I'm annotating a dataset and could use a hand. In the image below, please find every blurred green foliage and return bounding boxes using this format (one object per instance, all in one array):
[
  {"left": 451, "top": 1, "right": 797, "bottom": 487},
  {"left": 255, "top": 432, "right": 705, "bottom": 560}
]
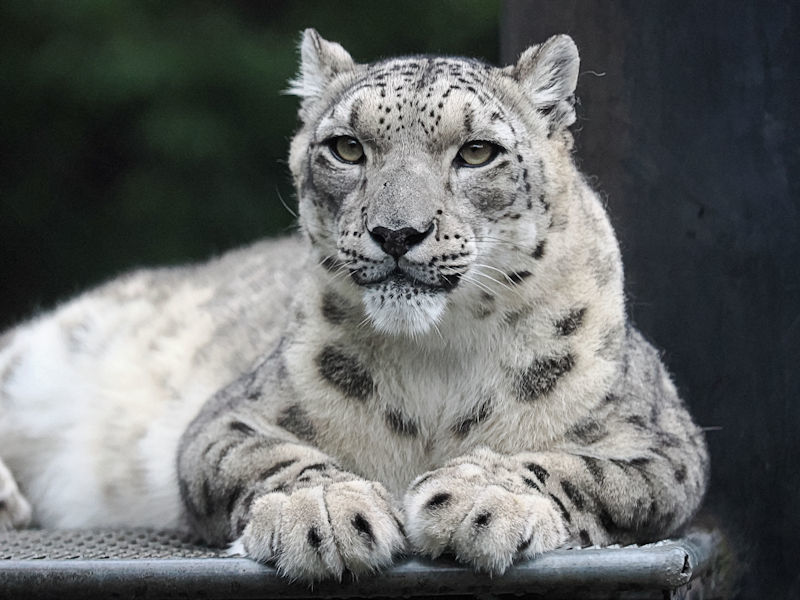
[{"left": 0, "top": 0, "right": 500, "bottom": 328}]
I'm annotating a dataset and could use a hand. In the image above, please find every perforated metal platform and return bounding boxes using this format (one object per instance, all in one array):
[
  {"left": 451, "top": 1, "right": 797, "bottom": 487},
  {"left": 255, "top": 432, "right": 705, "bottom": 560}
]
[{"left": 0, "top": 528, "right": 723, "bottom": 599}]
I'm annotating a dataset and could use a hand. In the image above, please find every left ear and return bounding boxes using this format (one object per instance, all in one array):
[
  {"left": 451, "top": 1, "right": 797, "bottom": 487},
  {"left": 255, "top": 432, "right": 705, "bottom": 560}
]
[
  {"left": 512, "top": 35, "right": 580, "bottom": 131},
  {"left": 286, "top": 29, "right": 356, "bottom": 103}
]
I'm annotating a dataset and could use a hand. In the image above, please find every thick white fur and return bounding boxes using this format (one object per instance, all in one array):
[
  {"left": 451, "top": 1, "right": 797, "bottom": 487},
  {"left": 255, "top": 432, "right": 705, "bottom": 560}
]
[{"left": 0, "top": 238, "right": 304, "bottom": 527}]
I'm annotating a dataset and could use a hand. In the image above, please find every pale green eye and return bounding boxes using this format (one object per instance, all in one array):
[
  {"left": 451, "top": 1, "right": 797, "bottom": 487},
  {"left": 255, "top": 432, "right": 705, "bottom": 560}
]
[
  {"left": 330, "top": 136, "right": 364, "bottom": 164},
  {"left": 457, "top": 141, "right": 499, "bottom": 167}
]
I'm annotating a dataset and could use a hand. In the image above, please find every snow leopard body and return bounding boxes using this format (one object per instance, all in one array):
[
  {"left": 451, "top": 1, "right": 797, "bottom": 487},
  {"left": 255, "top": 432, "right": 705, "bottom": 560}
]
[{"left": 0, "top": 30, "right": 708, "bottom": 579}]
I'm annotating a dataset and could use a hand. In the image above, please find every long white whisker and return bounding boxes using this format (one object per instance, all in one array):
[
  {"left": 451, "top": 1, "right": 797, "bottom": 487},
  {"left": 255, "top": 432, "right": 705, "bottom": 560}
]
[
  {"left": 430, "top": 319, "right": 443, "bottom": 341},
  {"left": 470, "top": 268, "right": 526, "bottom": 300},
  {"left": 472, "top": 236, "right": 533, "bottom": 252},
  {"left": 275, "top": 187, "right": 298, "bottom": 219},
  {"left": 460, "top": 274, "right": 496, "bottom": 297},
  {"left": 473, "top": 263, "right": 518, "bottom": 285}
]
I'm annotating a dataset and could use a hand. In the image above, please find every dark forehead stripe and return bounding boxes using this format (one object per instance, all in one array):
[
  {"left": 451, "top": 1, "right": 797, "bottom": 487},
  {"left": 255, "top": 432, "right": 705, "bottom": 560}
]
[
  {"left": 349, "top": 97, "right": 363, "bottom": 130},
  {"left": 315, "top": 345, "right": 374, "bottom": 402},
  {"left": 277, "top": 404, "right": 317, "bottom": 442},
  {"left": 517, "top": 353, "right": 575, "bottom": 401}
]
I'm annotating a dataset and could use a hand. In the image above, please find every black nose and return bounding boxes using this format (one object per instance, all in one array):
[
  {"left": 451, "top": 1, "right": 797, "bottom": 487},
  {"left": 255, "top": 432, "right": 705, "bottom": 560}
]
[{"left": 369, "top": 225, "right": 432, "bottom": 259}]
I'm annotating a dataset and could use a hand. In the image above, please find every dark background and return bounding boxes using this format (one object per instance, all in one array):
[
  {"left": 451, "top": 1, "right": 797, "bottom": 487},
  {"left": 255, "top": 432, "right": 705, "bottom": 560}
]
[
  {"left": 502, "top": 1, "right": 799, "bottom": 598},
  {"left": 0, "top": 0, "right": 500, "bottom": 328},
  {"left": 1, "top": 1, "right": 797, "bottom": 597}
]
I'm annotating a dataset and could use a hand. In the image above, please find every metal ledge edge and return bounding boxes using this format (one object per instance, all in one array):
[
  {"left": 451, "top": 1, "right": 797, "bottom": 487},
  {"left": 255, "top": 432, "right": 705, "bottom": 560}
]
[{"left": 0, "top": 529, "right": 720, "bottom": 599}]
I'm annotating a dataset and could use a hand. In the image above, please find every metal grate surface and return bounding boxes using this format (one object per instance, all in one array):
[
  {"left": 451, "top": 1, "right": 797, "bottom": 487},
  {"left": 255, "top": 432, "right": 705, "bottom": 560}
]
[
  {"left": 0, "top": 528, "right": 722, "bottom": 599},
  {"left": 0, "top": 528, "right": 224, "bottom": 560}
]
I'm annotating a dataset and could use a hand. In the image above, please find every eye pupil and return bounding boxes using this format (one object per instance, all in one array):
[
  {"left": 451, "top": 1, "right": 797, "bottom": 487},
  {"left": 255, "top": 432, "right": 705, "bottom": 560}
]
[{"left": 332, "top": 136, "right": 364, "bottom": 163}]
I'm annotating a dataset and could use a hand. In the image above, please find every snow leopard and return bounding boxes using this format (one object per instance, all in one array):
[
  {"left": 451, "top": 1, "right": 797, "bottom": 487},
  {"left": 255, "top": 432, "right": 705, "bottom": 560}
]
[{"left": 0, "top": 30, "right": 708, "bottom": 580}]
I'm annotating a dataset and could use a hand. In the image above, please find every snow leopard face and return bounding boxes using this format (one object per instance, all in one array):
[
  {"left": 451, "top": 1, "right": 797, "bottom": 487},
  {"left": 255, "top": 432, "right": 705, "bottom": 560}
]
[{"left": 289, "top": 30, "right": 579, "bottom": 336}]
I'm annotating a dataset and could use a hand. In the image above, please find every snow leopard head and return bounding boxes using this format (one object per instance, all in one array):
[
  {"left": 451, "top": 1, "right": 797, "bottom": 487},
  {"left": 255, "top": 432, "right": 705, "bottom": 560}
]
[{"left": 288, "top": 29, "right": 580, "bottom": 337}]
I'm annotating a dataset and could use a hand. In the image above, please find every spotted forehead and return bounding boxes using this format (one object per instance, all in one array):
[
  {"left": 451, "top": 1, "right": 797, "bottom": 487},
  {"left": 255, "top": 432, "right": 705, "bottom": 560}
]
[{"left": 322, "top": 57, "right": 512, "bottom": 148}]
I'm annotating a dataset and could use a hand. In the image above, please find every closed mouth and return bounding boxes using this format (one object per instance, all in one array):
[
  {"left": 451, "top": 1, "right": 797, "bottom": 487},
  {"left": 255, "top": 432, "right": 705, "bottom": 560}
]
[{"left": 355, "top": 267, "right": 459, "bottom": 292}]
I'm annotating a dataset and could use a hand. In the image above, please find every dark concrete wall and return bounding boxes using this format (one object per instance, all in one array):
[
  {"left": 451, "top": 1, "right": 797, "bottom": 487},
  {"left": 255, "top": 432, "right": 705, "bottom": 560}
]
[{"left": 501, "top": 2, "right": 799, "bottom": 597}]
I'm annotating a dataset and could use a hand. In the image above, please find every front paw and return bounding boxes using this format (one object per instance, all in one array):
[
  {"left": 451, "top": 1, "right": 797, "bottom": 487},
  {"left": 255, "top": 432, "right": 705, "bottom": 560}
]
[
  {"left": 404, "top": 462, "right": 568, "bottom": 573},
  {"left": 235, "top": 480, "right": 405, "bottom": 581}
]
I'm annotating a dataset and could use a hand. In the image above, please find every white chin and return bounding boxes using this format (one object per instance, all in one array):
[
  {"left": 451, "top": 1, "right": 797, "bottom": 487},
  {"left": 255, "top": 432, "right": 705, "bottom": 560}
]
[{"left": 362, "top": 281, "right": 448, "bottom": 337}]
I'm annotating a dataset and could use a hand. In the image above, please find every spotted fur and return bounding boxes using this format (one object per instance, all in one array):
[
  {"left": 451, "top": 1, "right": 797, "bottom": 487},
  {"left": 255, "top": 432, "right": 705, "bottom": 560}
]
[{"left": 0, "top": 30, "right": 707, "bottom": 581}]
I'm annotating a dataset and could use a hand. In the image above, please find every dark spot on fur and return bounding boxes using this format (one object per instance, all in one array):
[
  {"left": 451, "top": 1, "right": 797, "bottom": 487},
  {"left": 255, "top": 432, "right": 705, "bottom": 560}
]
[
  {"left": 567, "top": 419, "right": 608, "bottom": 445},
  {"left": 307, "top": 527, "right": 322, "bottom": 549},
  {"left": 277, "top": 404, "right": 317, "bottom": 442},
  {"left": 560, "top": 480, "right": 586, "bottom": 511},
  {"left": 602, "top": 393, "right": 620, "bottom": 405},
  {"left": 225, "top": 484, "right": 245, "bottom": 517},
  {"left": 472, "top": 302, "right": 494, "bottom": 319},
  {"left": 532, "top": 240, "right": 546, "bottom": 259},
  {"left": 549, "top": 493, "right": 572, "bottom": 523},
  {"left": 426, "top": 493, "right": 452, "bottom": 509},
  {"left": 296, "top": 462, "right": 328, "bottom": 481},
  {"left": 348, "top": 98, "right": 363, "bottom": 131},
  {"left": 229, "top": 421, "right": 255, "bottom": 436},
  {"left": 580, "top": 456, "right": 605, "bottom": 483},
  {"left": 507, "top": 270, "right": 532, "bottom": 284},
  {"left": 518, "top": 354, "right": 575, "bottom": 401},
  {"left": 517, "top": 535, "right": 534, "bottom": 553},
  {"left": 674, "top": 464, "right": 687, "bottom": 483},
  {"left": 596, "top": 503, "right": 624, "bottom": 541},
  {"left": 258, "top": 459, "right": 297, "bottom": 482},
  {"left": 526, "top": 463, "right": 550, "bottom": 484},
  {"left": 504, "top": 309, "right": 529, "bottom": 328},
  {"left": 626, "top": 414, "right": 649, "bottom": 428},
  {"left": 451, "top": 398, "right": 493, "bottom": 438},
  {"left": 473, "top": 511, "right": 492, "bottom": 528},
  {"left": 211, "top": 440, "right": 240, "bottom": 472},
  {"left": 321, "top": 289, "right": 349, "bottom": 325},
  {"left": 385, "top": 408, "right": 419, "bottom": 437},
  {"left": 352, "top": 513, "right": 375, "bottom": 546},
  {"left": 316, "top": 345, "right": 374, "bottom": 401},
  {"left": 579, "top": 529, "right": 593, "bottom": 547},
  {"left": 555, "top": 308, "right": 586, "bottom": 336},
  {"left": 522, "top": 477, "right": 541, "bottom": 492}
]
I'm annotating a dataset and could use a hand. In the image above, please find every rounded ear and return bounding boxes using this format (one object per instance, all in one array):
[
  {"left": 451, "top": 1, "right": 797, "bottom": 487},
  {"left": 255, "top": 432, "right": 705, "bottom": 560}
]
[
  {"left": 512, "top": 35, "right": 580, "bottom": 131},
  {"left": 286, "top": 29, "right": 356, "bottom": 103}
]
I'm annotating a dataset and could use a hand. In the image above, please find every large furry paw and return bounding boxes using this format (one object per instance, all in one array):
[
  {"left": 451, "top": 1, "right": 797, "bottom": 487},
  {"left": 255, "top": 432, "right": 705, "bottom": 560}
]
[
  {"left": 234, "top": 480, "right": 405, "bottom": 581},
  {"left": 404, "top": 461, "right": 568, "bottom": 573},
  {"left": 0, "top": 461, "right": 31, "bottom": 531}
]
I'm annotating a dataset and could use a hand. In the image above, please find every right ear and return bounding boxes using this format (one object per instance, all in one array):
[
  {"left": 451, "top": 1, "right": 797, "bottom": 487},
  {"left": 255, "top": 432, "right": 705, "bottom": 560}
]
[
  {"left": 286, "top": 29, "right": 356, "bottom": 105},
  {"left": 511, "top": 35, "right": 580, "bottom": 131}
]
